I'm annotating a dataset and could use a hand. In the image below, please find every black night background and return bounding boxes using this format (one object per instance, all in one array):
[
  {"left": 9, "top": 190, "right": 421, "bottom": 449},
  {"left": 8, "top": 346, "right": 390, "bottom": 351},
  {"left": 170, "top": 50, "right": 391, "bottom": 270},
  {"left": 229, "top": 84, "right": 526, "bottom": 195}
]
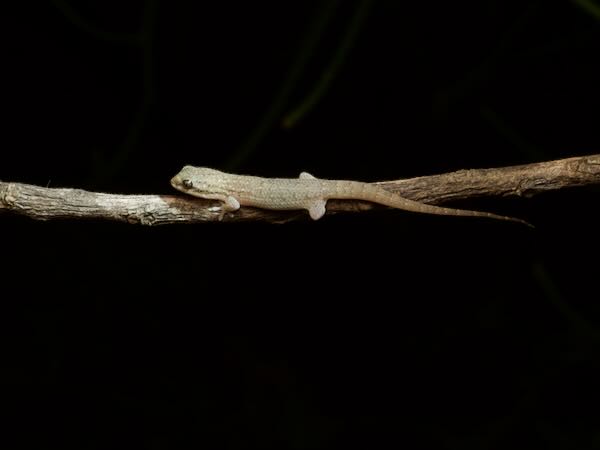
[{"left": 2, "top": 1, "right": 600, "bottom": 448}]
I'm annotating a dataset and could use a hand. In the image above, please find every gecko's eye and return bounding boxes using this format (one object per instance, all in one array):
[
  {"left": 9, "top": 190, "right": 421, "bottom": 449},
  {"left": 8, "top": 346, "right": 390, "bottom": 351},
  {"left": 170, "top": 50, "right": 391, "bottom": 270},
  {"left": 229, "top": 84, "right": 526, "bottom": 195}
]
[{"left": 182, "top": 179, "right": 193, "bottom": 188}]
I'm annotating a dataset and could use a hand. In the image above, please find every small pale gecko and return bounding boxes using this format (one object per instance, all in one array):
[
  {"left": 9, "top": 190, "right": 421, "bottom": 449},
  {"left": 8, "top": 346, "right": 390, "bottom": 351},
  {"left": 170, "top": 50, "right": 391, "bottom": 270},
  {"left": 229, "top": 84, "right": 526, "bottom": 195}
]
[{"left": 170, "top": 166, "right": 531, "bottom": 226}]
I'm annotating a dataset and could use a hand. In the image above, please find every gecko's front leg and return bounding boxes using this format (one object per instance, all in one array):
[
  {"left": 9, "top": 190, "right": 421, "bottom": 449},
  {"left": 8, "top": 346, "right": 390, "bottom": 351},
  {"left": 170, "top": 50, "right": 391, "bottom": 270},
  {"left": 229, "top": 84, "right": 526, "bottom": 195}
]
[
  {"left": 222, "top": 196, "right": 240, "bottom": 212},
  {"left": 213, "top": 195, "right": 240, "bottom": 220},
  {"left": 199, "top": 193, "right": 240, "bottom": 219},
  {"left": 201, "top": 193, "right": 239, "bottom": 211}
]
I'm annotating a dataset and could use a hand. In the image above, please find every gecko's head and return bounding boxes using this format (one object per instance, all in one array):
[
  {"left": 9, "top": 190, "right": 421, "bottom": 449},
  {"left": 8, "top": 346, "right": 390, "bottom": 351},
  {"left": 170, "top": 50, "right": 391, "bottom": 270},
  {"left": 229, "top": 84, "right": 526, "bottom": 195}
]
[{"left": 170, "top": 166, "right": 228, "bottom": 196}]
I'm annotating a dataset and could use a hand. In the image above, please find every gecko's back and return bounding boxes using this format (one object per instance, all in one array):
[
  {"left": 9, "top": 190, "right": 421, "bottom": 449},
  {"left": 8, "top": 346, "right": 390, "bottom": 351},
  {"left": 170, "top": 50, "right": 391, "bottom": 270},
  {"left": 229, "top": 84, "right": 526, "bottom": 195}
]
[{"left": 171, "top": 166, "right": 531, "bottom": 225}]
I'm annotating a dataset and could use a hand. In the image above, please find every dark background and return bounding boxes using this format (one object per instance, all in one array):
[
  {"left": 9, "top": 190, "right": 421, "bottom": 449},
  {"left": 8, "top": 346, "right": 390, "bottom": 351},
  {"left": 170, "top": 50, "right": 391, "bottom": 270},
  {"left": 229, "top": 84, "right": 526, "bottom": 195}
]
[{"left": 2, "top": 1, "right": 600, "bottom": 448}]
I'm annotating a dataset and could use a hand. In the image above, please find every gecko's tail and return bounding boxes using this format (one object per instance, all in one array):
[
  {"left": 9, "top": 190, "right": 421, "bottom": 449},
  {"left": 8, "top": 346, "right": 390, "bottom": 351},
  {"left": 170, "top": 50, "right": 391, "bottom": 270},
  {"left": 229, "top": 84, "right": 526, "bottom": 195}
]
[{"left": 362, "top": 183, "right": 534, "bottom": 228}]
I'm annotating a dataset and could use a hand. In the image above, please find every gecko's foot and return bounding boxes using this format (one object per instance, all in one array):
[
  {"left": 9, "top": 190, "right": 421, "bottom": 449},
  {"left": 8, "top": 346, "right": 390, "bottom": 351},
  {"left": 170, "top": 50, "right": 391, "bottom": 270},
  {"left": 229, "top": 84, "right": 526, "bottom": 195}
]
[{"left": 206, "top": 206, "right": 228, "bottom": 221}]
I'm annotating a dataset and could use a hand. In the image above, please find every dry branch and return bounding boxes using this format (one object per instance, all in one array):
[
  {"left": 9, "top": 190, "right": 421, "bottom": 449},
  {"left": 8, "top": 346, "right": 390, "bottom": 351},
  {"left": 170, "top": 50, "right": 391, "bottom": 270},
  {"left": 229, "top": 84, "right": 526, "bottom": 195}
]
[{"left": 1, "top": 154, "right": 599, "bottom": 225}]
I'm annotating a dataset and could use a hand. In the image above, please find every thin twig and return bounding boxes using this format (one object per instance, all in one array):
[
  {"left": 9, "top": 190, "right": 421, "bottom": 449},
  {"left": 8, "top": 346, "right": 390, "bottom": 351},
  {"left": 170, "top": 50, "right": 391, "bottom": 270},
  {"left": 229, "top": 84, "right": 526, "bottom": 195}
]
[{"left": 1, "top": 155, "right": 598, "bottom": 225}]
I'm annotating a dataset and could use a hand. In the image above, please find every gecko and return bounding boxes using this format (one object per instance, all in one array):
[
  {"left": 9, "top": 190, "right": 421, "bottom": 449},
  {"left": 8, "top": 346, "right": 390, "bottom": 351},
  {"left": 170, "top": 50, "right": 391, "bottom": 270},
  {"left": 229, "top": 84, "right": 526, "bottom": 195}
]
[{"left": 170, "top": 166, "right": 532, "bottom": 226}]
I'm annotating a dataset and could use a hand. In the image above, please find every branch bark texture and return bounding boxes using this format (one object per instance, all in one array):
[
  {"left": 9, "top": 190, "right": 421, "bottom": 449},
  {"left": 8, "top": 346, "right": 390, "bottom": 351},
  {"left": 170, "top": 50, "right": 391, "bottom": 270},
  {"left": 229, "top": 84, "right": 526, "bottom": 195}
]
[{"left": 1, "top": 155, "right": 598, "bottom": 225}]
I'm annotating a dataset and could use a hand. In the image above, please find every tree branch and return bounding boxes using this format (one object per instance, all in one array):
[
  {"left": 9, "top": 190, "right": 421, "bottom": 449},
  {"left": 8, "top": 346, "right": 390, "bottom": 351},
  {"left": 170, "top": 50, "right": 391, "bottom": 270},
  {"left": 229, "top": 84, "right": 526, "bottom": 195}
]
[{"left": 1, "top": 154, "right": 599, "bottom": 225}]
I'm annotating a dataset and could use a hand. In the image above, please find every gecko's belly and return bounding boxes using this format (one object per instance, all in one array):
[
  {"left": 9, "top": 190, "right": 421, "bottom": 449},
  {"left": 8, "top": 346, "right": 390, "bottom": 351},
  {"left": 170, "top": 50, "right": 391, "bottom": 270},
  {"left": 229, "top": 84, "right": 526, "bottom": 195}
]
[{"left": 239, "top": 193, "right": 314, "bottom": 210}]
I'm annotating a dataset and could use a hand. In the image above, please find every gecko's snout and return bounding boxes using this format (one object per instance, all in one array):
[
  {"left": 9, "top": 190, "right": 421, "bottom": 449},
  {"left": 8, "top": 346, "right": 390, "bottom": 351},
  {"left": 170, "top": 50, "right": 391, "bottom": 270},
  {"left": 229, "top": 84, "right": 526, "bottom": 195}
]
[
  {"left": 171, "top": 174, "right": 195, "bottom": 191},
  {"left": 170, "top": 174, "right": 183, "bottom": 188}
]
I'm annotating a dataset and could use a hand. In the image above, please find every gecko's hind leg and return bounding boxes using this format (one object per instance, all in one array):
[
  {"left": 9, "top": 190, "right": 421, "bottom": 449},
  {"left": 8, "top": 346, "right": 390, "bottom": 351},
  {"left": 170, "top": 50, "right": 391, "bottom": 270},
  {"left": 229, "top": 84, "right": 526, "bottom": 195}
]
[{"left": 308, "top": 200, "right": 327, "bottom": 220}]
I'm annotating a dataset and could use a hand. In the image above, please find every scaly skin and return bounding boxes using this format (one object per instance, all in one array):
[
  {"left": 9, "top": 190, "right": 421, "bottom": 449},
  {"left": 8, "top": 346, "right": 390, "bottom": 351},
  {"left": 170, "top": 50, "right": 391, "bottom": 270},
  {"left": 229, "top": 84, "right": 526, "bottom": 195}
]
[{"left": 170, "top": 166, "right": 531, "bottom": 226}]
